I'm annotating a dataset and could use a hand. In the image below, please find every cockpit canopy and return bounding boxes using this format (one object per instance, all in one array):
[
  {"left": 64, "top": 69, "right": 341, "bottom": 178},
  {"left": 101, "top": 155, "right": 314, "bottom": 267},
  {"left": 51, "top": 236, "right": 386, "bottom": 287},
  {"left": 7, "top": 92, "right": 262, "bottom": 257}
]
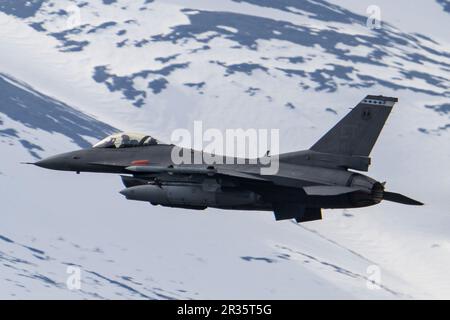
[{"left": 93, "top": 133, "right": 161, "bottom": 149}]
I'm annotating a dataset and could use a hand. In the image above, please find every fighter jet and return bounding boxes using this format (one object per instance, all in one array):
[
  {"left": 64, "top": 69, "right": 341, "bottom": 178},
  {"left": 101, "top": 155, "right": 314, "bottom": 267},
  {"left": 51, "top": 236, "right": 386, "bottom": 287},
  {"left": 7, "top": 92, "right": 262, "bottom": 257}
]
[{"left": 33, "top": 95, "right": 422, "bottom": 223}]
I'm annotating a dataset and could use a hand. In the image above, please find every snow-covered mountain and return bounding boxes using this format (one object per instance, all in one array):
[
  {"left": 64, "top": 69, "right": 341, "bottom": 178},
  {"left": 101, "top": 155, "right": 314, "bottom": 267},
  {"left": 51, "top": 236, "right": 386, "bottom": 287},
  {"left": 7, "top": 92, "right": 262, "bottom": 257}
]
[{"left": 1, "top": 0, "right": 449, "bottom": 299}]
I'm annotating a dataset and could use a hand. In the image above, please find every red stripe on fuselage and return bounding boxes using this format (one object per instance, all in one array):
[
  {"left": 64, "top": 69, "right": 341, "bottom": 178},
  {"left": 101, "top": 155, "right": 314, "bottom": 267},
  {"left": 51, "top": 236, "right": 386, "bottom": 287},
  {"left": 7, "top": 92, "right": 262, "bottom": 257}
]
[{"left": 131, "top": 160, "right": 150, "bottom": 166}]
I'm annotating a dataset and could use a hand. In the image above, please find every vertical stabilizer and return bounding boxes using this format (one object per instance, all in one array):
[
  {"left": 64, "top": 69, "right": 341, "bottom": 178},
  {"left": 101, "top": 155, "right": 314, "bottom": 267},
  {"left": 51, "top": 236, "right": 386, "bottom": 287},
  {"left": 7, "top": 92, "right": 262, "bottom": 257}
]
[{"left": 310, "top": 95, "right": 397, "bottom": 157}]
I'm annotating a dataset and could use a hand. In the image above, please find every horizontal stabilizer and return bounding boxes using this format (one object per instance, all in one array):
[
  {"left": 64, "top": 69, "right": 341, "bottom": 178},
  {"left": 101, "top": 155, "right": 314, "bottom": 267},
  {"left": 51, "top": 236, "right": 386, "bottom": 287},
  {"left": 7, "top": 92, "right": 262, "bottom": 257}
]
[
  {"left": 383, "top": 191, "right": 424, "bottom": 206},
  {"left": 303, "top": 186, "right": 365, "bottom": 196}
]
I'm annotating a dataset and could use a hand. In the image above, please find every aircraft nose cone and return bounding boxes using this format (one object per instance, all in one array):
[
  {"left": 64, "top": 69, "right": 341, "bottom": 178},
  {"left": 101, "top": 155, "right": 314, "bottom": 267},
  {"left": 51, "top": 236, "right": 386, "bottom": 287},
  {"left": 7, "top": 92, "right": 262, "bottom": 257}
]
[
  {"left": 34, "top": 151, "right": 79, "bottom": 171},
  {"left": 34, "top": 155, "right": 63, "bottom": 170},
  {"left": 32, "top": 150, "right": 88, "bottom": 172}
]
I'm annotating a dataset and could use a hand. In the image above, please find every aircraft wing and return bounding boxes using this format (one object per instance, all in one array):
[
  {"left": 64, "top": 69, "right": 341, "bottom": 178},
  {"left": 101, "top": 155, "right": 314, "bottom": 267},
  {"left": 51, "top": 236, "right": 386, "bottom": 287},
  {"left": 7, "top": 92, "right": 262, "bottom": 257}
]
[{"left": 125, "top": 165, "right": 271, "bottom": 183}]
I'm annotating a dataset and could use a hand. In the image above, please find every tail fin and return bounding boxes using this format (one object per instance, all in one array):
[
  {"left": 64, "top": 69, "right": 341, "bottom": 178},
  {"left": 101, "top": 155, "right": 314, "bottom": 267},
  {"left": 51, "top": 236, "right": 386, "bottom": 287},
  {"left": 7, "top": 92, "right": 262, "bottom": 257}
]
[{"left": 310, "top": 95, "right": 397, "bottom": 157}]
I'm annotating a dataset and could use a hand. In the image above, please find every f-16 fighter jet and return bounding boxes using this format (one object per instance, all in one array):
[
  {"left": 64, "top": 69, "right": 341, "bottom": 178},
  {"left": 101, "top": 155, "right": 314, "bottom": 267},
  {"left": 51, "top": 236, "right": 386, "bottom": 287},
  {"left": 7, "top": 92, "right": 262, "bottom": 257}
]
[{"left": 33, "top": 95, "right": 423, "bottom": 223}]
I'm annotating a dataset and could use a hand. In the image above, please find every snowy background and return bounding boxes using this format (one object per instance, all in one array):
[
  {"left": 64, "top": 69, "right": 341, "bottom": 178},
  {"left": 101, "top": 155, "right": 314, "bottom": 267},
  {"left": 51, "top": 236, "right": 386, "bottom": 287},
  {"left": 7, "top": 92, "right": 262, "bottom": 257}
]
[{"left": 0, "top": 0, "right": 449, "bottom": 299}]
